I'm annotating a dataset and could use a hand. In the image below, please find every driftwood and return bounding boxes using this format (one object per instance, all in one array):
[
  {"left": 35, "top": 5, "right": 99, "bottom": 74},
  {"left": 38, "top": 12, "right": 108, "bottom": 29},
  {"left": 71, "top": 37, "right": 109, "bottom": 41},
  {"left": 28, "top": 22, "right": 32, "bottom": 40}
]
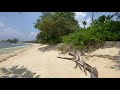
[{"left": 57, "top": 52, "right": 98, "bottom": 78}]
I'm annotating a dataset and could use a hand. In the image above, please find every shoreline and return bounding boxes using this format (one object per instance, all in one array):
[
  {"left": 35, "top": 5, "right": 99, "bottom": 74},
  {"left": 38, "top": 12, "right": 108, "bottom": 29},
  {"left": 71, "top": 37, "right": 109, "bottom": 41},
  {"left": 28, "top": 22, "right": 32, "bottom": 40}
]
[
  {"left": 0, "top": 45, "right": 33, "bottom": 63},
  {"left": 0, "top": 43, "right": 120, "bottom": 78},
  {"left": 0, "top": 44, "right": 83, "bottom": 78}
]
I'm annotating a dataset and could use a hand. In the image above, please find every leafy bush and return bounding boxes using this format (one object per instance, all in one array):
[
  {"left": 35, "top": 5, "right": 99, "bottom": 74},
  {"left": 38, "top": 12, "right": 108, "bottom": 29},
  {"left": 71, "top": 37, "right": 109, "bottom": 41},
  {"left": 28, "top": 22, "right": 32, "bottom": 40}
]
[{"left": 62, "top": 20, "right": 120, "bottom": 50}]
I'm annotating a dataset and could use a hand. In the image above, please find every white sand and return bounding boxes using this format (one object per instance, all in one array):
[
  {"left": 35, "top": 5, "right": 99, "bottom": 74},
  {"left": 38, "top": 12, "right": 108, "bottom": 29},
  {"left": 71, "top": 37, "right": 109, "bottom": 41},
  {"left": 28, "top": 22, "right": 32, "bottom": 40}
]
[
  {"left": 0, "top": 43, "right": 120, "bottom": 78},
  {"left": 0, "top": 44, "right": 83, "bottom": 78},
  {"left": 0, "top": 46, "right": 32, "bottom": 62},
  {"left": 84, "top": 47, "right": 120, "bottom": 78}
]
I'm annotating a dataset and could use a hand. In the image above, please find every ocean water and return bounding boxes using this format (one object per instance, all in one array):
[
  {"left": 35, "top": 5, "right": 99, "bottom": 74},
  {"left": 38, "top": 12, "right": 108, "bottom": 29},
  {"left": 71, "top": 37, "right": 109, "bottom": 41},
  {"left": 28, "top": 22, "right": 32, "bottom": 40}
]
[
  {"left": 0, "top": 42, "right": 31, "bottom": 48},
  {"left": 0, "top": 42, "right": 32, "bottom": 55}
]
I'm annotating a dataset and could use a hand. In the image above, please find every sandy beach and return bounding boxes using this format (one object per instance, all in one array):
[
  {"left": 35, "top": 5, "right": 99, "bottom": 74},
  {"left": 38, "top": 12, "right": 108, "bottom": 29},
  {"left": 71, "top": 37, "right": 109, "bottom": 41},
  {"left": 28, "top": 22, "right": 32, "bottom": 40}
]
[
  {"left": 0, "top": 45, "right": 32, "bottom": 63},
  {"left": 0, "top": 43, "right": 120, "bottom": 78},
  {"left": 0, "top": 44, "right": 83, "bottom": 78}
]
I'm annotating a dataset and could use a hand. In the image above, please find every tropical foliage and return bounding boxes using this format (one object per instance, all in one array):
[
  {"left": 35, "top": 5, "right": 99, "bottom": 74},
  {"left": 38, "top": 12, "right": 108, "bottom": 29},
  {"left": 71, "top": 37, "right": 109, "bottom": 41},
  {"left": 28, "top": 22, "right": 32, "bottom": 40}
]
[
  {"left": 62, "top": 15, "right": 120, "bottom": 50},
  {"left": 35, "top": 12, "right": 120, "bottom": 50},
  {"left": 34, "top": 12, "right": 79, "bottom": 44},
  {"left": 6, "top": 38, "right": 19, "bottom": 43}
]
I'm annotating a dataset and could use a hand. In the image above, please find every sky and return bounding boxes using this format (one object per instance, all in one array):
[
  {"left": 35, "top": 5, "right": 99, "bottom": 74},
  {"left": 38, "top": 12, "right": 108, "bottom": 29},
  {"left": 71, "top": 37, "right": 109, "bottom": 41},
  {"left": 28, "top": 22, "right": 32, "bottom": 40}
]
[{"left": 0, "top": 12, "right": 115, "bottom": 41}]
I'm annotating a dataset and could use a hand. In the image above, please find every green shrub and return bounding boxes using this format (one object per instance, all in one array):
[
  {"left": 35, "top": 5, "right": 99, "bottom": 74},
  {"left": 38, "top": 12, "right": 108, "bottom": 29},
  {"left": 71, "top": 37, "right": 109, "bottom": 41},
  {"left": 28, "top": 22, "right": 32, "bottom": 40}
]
[{"left": 62, "top": 21, "right": 120, "bottom": 50}]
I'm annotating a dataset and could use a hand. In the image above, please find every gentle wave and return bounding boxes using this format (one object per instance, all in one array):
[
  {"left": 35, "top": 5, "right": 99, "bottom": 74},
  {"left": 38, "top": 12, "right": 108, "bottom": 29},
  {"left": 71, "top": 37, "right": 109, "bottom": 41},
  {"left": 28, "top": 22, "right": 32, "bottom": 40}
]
[
  {"left": 0, "top": 42, "right": 31, "bottom": 48},
  {"left": 0, "top": 44, "right": 32, "bottom": 55},
  {"left": 4, "top": 44, "right": 32, "bottom": 49}
]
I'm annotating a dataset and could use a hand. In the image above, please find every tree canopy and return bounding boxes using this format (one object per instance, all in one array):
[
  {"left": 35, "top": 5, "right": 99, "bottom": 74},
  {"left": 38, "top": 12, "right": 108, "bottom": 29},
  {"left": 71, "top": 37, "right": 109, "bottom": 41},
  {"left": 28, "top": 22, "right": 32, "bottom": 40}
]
[
  {"left": 34, "top": 12, "right": 79, "bottom": 44},
  {"left": 6, "top": 38, "right": 19, "bottom": 43},
  {"left": 34, "top": 12, "right": 120, "bottom": 51}
]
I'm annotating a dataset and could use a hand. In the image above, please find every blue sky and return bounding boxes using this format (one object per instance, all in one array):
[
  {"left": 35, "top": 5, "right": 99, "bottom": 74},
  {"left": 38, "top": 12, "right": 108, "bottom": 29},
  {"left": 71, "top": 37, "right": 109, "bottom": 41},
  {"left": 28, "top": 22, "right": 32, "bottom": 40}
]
[
  {"left": 0, "top": 12, "right": 41, "bottom": 41},
  {"left": 0, "top": 12, "right": 115, "bottom": 41}
]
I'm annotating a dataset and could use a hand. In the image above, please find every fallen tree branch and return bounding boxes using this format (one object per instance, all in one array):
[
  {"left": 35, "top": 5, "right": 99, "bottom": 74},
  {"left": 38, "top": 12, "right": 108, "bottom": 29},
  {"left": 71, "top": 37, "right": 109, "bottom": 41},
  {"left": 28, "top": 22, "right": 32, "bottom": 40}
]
[
  {"left": 57, "top": 56, "right": 75, "bottom": 60},
  {"left": 68, "top": 52, "right": 76, "bottom": 57},
  {"left": 57, "top": 52, "right": 98, "bottom": 78}
]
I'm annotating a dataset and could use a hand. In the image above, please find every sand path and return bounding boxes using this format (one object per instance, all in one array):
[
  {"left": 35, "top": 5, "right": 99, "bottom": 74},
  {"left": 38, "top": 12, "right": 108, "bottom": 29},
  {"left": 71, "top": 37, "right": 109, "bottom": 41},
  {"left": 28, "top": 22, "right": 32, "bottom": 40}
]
[
  {"left": 0, "top": 44, "right": 84, "bottom": 78},
  {"left": 0, "top": 43, "right": 120, "bottom": 78}
]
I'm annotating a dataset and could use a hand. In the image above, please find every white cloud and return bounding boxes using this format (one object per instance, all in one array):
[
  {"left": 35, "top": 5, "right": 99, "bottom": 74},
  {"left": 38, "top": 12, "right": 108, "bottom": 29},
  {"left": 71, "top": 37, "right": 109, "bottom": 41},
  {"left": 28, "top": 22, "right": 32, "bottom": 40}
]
[
  {"left": 74, "top": 12, "right": 92, "bottom": 28},
  {"left": 30, "top": 32, "right": 38, "bottom": 37},
  {"left": 0, "top": 21, "right": 39, "bottom": 41},
  {"left": 86, "top": 17, "right": 92, "bottom": 27},
  {"left": 27, "top": 31, "right": 38, "bottom": 41},
  {"left": 0, "top": 21, "right": 5, "bottom": 27},
  {"left": 0, "top": 21, "right": 25, "bottom": 40},
  {"left": 3, "top": 27, "right": 24, "bottom": 36},
  {"left": 75, "top": 12, "right": 86, "bottom": 18},
  {"left": 0, "top": 20, "right": 39, "bottom": 41}
]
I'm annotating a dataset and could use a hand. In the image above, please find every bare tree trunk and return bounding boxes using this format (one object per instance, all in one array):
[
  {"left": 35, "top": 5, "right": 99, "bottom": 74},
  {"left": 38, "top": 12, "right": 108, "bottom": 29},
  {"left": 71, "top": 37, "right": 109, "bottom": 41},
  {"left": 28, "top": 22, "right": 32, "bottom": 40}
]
[
  {"left": 84, "top": 25, "right": 85, "bottom": 29},
  {"left": 92, "top": 12, "right": 94, "bottom": 22}
]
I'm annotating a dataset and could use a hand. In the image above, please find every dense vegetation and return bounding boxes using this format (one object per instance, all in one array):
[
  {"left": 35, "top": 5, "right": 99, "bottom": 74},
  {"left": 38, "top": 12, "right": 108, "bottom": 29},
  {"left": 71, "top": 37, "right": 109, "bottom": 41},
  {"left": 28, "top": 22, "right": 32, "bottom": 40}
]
[
  {"left": 35, "top": 12, "right": 120, "bottom": 50},
  {"left": 34, "top": 12, "right": 79, "bottom": 44},
  {"left": 23, "top": 40, "right": 36, "bottom": 43},
  {"left": 6, "top": 38, "right": 19, "bottom": 43}
]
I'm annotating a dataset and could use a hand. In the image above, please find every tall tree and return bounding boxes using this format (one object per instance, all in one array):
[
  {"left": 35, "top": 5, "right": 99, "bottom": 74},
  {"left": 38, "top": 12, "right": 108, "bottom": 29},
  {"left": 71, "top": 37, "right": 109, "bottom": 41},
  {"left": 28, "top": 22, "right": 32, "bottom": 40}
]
[
  {"left": 34, "top": 12, "right": 79, "bottom": 44},
  {"left": 105, "top": 15, "right": 114, "bottom": 21}
]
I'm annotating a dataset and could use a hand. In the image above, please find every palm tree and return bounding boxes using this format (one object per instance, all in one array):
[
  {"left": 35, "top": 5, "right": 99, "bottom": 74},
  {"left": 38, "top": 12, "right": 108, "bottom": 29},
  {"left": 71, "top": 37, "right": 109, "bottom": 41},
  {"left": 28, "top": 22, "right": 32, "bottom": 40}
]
[
  {"left": 113, "top": 12, "right": 120, "bottom": 20},
  {"left": 105, "top": 15, "right": 114, "bottom": 21},
  {"left": 82, "top": 21, "right": 87, "bottom": 29}
]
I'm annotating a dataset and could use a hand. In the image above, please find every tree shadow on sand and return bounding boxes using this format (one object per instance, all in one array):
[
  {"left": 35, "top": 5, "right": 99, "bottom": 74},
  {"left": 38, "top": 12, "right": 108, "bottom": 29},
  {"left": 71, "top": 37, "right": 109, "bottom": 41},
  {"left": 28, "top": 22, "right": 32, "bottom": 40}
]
[
  {"left": 119, "top": 51, "right": 120, "bottom": 55},
  {"left": 0, "top": 65, "right": 40, "bottom": 78},
  {"left": 102, "top": 41, "right": 120, "bottom": 49},
  {"left": 38, "top": 45, "right": 57, "bottom": 52},
  {"left": 91, "top": 54, "right": 120, "bottom": 70}
]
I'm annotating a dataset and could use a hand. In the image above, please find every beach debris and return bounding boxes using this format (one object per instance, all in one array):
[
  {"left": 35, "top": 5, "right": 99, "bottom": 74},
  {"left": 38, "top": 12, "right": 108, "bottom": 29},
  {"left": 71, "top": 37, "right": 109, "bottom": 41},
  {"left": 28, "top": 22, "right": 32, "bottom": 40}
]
[{"left": 57, "top": 51, "right": 98, "bottom": 78}]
